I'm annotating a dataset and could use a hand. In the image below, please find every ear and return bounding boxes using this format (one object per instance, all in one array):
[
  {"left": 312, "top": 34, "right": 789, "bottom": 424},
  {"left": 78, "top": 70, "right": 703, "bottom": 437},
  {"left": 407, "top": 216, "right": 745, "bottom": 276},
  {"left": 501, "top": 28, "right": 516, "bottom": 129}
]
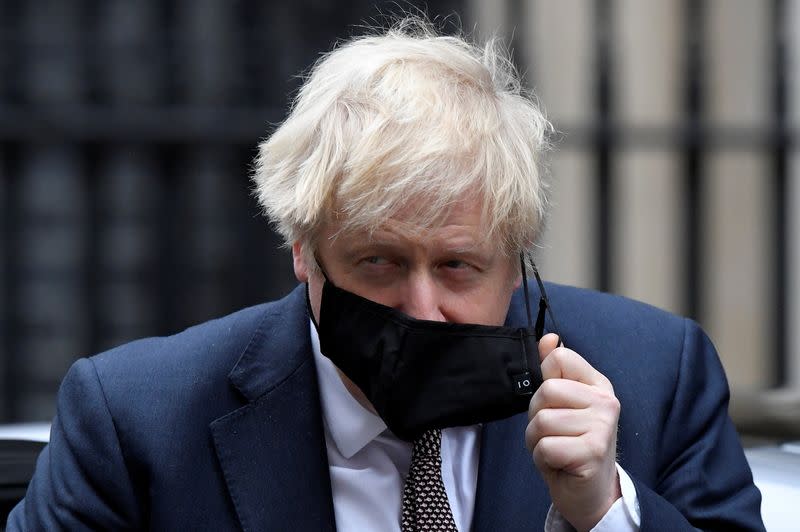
[{"left": 292, "top": 241, "right": 309, "bottom": 283}]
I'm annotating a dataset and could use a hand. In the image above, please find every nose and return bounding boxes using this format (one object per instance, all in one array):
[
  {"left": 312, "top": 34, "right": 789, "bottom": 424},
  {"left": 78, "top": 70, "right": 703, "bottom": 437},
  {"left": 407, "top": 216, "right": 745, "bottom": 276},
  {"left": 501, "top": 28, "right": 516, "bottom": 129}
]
[{"left": 398, "top": 271, "right": 446, "bottom": 322}]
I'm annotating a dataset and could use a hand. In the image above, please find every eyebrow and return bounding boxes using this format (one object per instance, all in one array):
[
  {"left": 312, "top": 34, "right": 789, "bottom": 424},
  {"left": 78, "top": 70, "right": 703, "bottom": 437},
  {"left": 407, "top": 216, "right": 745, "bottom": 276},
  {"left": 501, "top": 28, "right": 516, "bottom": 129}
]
[
  {"left": 429, "top": 232, "right": 497, "bottom": 256},
  {"left": 340, "top": 240, "right": 497, "bottom": 267},
  {"left": 336, "top": 224, "right": 496, "bottom": 259},
  {"left": 336, "top": 237, "right": 402, "bottom": 261}
]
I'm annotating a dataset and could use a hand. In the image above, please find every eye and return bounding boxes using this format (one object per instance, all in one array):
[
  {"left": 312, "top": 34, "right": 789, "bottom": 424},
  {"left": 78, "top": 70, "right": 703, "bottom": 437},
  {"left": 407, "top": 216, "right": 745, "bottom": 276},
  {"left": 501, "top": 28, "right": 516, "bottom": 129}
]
[
  {"left": 442, "top": 259, "right": 469, "bottom": 270},
  {"left": 362, "top": 256, "right": 390, "bottom": 266}
]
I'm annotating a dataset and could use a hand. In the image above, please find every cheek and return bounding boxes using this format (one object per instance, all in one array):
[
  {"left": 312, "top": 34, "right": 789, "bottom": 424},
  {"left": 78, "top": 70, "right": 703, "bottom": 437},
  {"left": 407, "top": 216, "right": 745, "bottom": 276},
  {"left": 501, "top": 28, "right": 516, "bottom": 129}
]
[
  {"left": 488, "top": 291, "right": 516, "bottom": 324},
  {"left": 484, "top": 274, "right": 520, "bottom": 323},
  {"left": 445, "top": 284, "right": 516, "bottom": 326}
]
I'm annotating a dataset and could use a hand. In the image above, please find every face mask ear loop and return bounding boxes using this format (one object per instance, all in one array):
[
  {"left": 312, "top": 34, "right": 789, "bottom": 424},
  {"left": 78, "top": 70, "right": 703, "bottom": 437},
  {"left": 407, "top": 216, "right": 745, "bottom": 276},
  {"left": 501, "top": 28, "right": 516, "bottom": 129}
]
[
  {"left": 305, "top": 282, "right": 320, "bottom": 331},
  {"left": 512, "top": 252, "right": 532, "bottom": 385},
  {"left": 529, "top": 258, "right": 565, "bottom": 348},
  {"left": 519, "top": 252, "right": 534, "bottom": 329},
  {"left": 313, "top": 254, "right": 332, "bottom": 284},
  {"left": 521, "top": 252, "right": 548, "bottom": 341},
  {"left": 307, "top": 254, "right": 332, "bottom": 331}
]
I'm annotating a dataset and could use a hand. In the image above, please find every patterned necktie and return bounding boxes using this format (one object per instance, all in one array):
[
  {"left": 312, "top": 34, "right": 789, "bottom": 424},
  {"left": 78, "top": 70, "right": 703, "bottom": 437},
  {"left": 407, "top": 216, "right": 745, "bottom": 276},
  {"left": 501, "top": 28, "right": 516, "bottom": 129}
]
[{"left": 400, "top": 428, "right": 459, "bottom": 531}]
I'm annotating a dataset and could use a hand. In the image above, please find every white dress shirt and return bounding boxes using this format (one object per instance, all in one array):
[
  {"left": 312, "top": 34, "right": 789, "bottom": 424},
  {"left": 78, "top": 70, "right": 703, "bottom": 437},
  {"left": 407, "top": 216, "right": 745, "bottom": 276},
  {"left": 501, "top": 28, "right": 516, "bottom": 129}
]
[{"left": 309, "top": 321, "right": 640, "bottom": 531}]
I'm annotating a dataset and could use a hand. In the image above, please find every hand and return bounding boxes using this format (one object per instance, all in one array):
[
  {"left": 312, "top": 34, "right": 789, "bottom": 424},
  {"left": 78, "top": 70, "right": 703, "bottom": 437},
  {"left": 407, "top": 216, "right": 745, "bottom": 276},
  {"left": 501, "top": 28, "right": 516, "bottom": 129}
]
[{"left": 525, "top": 334, "right": 622, "bottom": 532}]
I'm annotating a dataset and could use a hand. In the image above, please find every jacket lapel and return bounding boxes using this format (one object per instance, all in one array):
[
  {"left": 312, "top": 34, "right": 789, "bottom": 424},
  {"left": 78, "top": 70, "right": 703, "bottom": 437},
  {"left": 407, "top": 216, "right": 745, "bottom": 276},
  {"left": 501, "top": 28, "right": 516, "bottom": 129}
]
[
  {"left": 210, "top": 286, "right": 336, "bottom": 532},
  {"left": 472, "top": 285, "right": 553, "bottom": 530},
  {"left": 472, "top": 416, "right": 551, "bottom": 530}
]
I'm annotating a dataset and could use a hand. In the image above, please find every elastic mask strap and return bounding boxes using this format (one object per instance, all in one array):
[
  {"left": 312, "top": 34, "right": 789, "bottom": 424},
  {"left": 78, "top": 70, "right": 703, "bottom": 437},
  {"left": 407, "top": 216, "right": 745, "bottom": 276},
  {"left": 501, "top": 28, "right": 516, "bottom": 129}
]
[
  {"left": 305, "top": 282, "right": 320, "bottom": 331},
  {"left": 534, "top": 297, "right": 547, "bottom": 341},
  {"left": 519, "top": 253, "right": 534, "bottom": 329},
  {"left": 520, "top": 252, "right": 565, "bottom": 347},
  {"left": 313, "top": 255, "right": 332, "bottom": 283},
  {"left": 305, "top": 255, "right": 331, "bottom": 331}
]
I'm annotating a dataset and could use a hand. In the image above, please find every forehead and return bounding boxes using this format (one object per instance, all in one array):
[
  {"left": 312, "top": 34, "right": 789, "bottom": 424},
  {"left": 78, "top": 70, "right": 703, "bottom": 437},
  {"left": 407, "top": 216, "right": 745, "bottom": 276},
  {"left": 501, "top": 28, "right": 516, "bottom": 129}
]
[{"left": 323, "top": 196, "right": 498, "bottom": 254}]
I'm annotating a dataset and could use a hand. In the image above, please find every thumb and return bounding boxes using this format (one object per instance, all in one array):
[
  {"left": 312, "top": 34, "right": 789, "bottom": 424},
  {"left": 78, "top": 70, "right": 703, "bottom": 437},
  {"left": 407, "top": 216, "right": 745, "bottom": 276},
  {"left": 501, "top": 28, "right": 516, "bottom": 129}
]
[{"left": 538, "top": 333, "right": 560, "bottom": 363}]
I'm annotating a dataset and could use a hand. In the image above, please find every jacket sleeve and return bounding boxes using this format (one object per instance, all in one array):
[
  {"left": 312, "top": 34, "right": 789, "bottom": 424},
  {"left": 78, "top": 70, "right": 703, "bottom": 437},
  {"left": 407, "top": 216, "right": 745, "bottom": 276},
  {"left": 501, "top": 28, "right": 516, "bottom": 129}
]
[
  {"left": 634, "top": 318, "right": 765, "bottom": 532},
  {"left": 6, "top": 358, "right": 142, "bottom": 531}
]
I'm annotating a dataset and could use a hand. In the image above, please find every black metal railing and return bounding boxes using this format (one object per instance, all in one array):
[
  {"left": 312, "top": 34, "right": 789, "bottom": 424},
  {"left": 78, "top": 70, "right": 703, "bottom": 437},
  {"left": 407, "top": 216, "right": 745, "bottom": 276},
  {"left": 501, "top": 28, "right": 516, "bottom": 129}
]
[
  {"left": 0, "top": 0, "right": 793, "bottom": 423},
  {"left": 0, "top": 0, "right": 464, "bottom": 422}
]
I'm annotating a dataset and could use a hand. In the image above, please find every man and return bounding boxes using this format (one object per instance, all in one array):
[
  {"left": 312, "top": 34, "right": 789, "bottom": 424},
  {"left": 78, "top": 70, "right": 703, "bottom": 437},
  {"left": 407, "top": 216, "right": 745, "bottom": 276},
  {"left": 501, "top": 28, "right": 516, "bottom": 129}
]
[{"left": 8, "top": 19, "right": 763, "bottom": 531}]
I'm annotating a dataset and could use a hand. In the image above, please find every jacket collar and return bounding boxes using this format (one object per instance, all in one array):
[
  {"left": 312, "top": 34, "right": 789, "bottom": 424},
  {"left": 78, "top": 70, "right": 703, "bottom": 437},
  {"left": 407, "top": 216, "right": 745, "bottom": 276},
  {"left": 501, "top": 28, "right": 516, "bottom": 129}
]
[
  {"left": 210, "top": 285, "right": 336, "bottom": 532},
  {"left": 226, "top": 285, "right": 313, "bottom": 402},
  {"left": 471, "top": 282, "right": 553, "bottom": 530}
]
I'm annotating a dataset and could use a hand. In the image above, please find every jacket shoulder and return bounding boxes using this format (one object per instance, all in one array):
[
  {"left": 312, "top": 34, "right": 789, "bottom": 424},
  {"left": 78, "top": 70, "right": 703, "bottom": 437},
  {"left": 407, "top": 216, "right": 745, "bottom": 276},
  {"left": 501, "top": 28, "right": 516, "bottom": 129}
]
[
  {"left": 91, "top": 301, "right": 273, "bottom": 383},
  {"left": 543, "top": 282, "right": 687, "bottom": 339},
  {"left": 85, "top": 287, "right": 308, "bottom": 423},
  {"left": 525, "top": 282, "right": 692, "bottom": 392}
]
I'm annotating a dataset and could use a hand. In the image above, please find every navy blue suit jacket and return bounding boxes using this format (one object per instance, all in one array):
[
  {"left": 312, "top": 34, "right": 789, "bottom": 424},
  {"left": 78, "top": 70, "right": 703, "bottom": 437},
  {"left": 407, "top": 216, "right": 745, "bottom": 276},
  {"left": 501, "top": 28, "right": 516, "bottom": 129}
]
[{"left": 8, "top": 284, "right": 764, "bottom": 531}]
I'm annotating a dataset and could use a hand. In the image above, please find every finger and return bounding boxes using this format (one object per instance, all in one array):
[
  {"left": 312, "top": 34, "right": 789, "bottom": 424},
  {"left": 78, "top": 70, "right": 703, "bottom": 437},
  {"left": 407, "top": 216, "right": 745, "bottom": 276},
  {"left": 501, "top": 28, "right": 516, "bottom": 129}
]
[
  {"left": 528, "top": 379, "right": 594, "bottom": 418},
  {"left": 538, "top": 333, "right": 561, "bottom": 362},
  {"left": 533, "top": 435, "right": 599, "bottom": 474},
  {"left": 540, "top": 347, "right": 612, "bottom": 390},
  {"left": 525, "top": 408, "right": 588, "bottom": 450},
  {"left": 532, "top": 435, "right": 583, "bottom": 473}
]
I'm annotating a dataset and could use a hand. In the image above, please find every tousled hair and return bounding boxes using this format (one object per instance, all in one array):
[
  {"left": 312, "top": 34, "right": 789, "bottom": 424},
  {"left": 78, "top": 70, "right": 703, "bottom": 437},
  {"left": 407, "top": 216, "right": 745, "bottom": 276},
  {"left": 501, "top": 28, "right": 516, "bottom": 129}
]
[{"left": 253, "top": 17, "right": 552, "bottom": 259}]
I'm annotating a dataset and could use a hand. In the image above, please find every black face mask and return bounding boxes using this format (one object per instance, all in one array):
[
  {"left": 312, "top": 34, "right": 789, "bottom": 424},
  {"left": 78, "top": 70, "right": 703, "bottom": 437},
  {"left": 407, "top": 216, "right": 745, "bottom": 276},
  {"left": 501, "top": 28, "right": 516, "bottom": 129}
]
[{"left": 309, "top": 254, "right": 562, "bottom": 441}]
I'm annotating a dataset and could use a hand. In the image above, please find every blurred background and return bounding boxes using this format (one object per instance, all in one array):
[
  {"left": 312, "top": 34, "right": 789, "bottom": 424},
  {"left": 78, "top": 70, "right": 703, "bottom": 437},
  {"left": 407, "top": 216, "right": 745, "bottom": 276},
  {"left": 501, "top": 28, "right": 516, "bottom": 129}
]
[{"left": 0, "top": 0, "right": 797, "bottom": 440}]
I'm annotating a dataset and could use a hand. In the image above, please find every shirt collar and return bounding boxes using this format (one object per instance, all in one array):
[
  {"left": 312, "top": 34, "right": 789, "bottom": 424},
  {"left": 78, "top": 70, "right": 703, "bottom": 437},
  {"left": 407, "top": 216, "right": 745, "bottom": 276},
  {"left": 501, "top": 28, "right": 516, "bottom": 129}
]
[{"left": 309, "top": 320, "right": 387, "bottom": 459}]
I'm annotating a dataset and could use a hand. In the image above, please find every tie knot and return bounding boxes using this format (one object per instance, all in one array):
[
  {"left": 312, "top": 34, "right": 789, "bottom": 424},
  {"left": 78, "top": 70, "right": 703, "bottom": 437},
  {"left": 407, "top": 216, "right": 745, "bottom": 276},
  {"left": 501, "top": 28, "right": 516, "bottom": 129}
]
[{"left": 412, "top": 428, "right": 442, "bottom": 459}]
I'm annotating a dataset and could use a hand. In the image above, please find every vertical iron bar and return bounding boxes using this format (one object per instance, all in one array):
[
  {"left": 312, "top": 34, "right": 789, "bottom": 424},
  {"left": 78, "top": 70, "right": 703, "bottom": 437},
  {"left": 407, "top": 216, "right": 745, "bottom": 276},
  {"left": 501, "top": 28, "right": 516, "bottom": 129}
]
[
  {"left": 85, "top": 145, "right": 101, "bottom": 357},
  {"left": 0, "top": 1, "right": 15, "bottom": 422},
  {"left": 684, "top": 0, "right": 704, "bottom": 322},
  {"left": 772, "top": 0, "right": 788, "bottom": 387},
  {"left": 507, "top": 0, "right": 529, "bottom": 85},
  {"left": 156, "top": 146, "right": 180, "bottom": 337},
  {"left": 155, "top": 3, "right": 180, "bottom": 337},
  {"left": 595, "top": 0, "right": 613, "bottom": 292},
  {"left": 1, "top": 149, "right": 19, "bottom": 421}
]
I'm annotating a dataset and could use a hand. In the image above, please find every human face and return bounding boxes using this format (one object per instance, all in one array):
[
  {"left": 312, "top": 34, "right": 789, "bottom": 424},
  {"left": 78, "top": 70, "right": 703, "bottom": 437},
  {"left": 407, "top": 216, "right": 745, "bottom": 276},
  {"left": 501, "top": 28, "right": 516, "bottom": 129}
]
[{"left": 293, "top": 198, "right": 522, "bottom": 327}]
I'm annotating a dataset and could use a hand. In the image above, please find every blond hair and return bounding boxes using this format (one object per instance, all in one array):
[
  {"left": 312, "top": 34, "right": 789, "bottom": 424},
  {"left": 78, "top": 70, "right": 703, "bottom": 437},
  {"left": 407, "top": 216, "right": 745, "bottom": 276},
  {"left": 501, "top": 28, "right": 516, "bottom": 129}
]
[{"left": 253, "top": 17, "right": 552, "bottom": 256}]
